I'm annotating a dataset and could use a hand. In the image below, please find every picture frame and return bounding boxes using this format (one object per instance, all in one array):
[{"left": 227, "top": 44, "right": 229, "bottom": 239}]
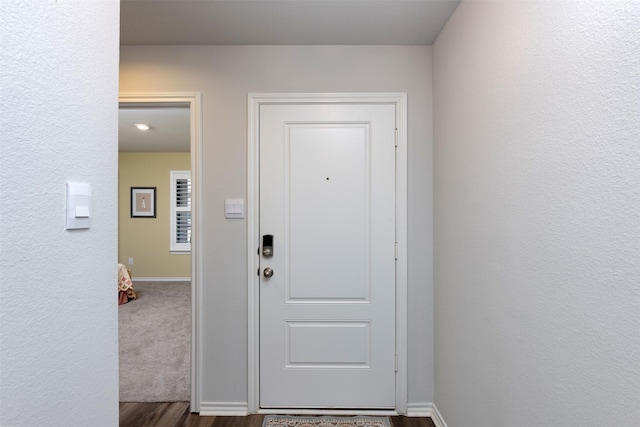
[{"left": 131, "top": 187, "right": 156, "bottom": 218}]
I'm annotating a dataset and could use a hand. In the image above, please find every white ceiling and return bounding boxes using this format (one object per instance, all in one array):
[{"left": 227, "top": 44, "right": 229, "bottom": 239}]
[
  {"left": 118, "top": 0, "right": 460, "bottom": 151},
  {"left": 119, "top": 107, "right": 190, "bottom": 152},
  {"left": 120, "top": 0, "right": 461, "bottom": 46}
]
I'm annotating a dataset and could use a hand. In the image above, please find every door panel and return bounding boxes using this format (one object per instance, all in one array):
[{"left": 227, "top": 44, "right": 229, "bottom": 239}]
[
  {"left": 286, "top": 321, "right": 371, "bottom": 367},
  {"left": 288, "top": 124, "right": 370, "bottom": 301},
  {"left": 259, "top": 103, "right": 396, "bottom": 409}
]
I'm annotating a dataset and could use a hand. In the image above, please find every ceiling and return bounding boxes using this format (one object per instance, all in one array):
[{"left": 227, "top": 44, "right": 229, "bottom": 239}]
[
  {"left": 120, "top": 0, "right": 461, "bottom": 46},
  {"left": 119, "top": 107, "right": 190, "bottom": 152},
  {"left": 118, "top": 0, "right": 460, "bottom": 151}
]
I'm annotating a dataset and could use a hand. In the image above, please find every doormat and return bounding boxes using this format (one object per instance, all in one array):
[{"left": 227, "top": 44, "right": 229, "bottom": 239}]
[{"left": 263, "top": 415, "right": 391, "bottom": 427}]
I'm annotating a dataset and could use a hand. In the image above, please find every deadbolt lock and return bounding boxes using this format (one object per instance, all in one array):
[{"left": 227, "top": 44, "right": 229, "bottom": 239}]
[{"left": 262, "top": 234, "right": 274, "bottom": 257}]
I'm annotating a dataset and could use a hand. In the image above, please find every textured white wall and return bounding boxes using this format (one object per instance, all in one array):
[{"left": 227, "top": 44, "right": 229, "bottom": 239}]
[
  {"left": 433, "top": 1, "right": 640, "bottom": 426},
  {"left": 120, "top": 45, "right": 434, "bottom": 408},
  {"left": 0, "top": 2, "right": 120, "bottom": 426}
]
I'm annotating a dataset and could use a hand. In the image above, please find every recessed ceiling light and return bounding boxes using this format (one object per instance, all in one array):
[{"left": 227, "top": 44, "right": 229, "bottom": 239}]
[{"left": 135, "top": 123, "right": 150, "bottom": 131}]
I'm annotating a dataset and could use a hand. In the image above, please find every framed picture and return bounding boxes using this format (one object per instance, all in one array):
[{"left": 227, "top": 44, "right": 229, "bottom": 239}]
[{"left": 131, "top": 187, "right": 156, "bottom": 218}]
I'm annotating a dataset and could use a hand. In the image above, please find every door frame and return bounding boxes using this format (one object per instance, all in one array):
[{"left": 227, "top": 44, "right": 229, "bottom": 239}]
[
  {"left": 247, "top": 93, "right": 408, "bottom": 414},
  {"left": 119, "top": 92, "right": 203, "bottom": 413}
]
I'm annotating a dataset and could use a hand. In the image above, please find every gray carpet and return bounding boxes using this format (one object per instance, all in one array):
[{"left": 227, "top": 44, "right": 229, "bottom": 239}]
[{"left": 119, "top": 281, "right": 191, "bottom": 402}]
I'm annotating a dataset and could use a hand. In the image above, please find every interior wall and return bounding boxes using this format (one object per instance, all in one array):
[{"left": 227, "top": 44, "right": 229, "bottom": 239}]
[
  {"left": 120, "top": 45, "right": 434, "bottom": 408},
  {"left": 433, "top": 1, "right": 640, "bottom": 425},
  {"left": 119, "top": 152, "right": 191, "bottom": 278},
  {"left": 0, "top": 2, "right": 120, "bottom": 425}
]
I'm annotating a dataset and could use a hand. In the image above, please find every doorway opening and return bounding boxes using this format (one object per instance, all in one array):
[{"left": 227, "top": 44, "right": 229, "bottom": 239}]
[{"left": 118, "top": 93, "right": 202, "bottom": 412}]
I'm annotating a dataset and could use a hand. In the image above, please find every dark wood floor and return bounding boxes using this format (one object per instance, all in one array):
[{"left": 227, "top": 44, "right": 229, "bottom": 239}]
[{"left": 119, "top": 403, "right": 436, "bottom": 427}]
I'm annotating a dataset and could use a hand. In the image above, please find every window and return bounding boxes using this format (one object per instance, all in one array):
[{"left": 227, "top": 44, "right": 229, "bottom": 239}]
[{"left": 170, "top": 170, "right": 191, "bottom": 253}]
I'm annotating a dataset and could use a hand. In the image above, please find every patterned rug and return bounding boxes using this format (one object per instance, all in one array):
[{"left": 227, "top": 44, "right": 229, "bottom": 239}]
[{"left": 263, "top": 415, "right": 391, "bottom": 427}]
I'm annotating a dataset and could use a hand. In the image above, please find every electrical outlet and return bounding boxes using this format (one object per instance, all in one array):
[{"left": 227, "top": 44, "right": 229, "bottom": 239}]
[{"left": 128, "top": 258, "right": 133, "bottom": 265}]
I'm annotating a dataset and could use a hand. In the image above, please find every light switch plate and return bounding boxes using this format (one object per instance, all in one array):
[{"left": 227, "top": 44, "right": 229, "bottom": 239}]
[
  {"left": 66, "top": 182, "right": 91, "bottom": 229},
  {"left": 225, "top": 198, "right": 244, "bottom": 219}
]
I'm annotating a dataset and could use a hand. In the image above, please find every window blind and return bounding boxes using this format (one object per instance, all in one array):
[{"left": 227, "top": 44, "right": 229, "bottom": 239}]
[{"left": 170, "top": 171, "right": 191, "bottom": 252}]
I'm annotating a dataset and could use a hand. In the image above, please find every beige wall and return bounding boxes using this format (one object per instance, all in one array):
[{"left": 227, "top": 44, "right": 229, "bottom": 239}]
[
  {"left": 120, "top": 45, "right": 433, "bottom": 409},
  {"left": 119, "top": 152, "right": 191, "bottom": 278}
]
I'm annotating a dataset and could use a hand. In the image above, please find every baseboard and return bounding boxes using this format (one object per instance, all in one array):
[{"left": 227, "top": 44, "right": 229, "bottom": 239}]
[
  {"left": 430, "top": 404, "right": 448, "bottom": 427},
  {"left": 132, "top": 277, "right": 191, "bottom": 282},
  {"left": 199, "top": 402, "right": 249, "bottom": 416},
  {"left": 406, "top": 403, "right": 447, "bottom": 427},
  {"left": 407, "top": 402, "right": 432, "bottom": 417}
]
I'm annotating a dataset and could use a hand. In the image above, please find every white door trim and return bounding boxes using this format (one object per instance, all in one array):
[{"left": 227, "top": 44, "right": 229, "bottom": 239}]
[
  {"left": 119, "top": 92, "right": 203, "bottom": 413},
  {"left": 247, "top": 93, "right": 408, "bottom": 414}
]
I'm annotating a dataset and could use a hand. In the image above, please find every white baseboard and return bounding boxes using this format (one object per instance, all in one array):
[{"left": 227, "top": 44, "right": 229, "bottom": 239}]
[
  {"left": 430, "top": 404, "right": 448, "bottom": 427},
  {"left": 406, "top": 403, "right": 447, "bottom": 427},
  {"left": 132, "top": 277, "right": 191, "bottom": 282},
  {"left": 199, "top": 401, "right": 249, "bottom": 416},
  {"left": 407, "top": 402, "right": 432, "bottom": 417}
]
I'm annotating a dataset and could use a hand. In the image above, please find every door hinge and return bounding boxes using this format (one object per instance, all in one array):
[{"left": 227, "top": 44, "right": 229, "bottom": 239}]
[
  {"left": 395, "top": 354, "right": 398, "bottom": 372},
  {"left": 395, "top": 242, "right": 398, "bottom": 260},
  {"left": 394, "top": 129, "right": 398, "bottom": 147},
  {"left": 257, "top": 268, "right": 260, "bottom": 277}
]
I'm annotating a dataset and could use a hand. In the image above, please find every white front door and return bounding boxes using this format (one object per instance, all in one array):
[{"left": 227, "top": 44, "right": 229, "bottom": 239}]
[{"left": 259, "top": 103, "right": 397, "bottom": 409}]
